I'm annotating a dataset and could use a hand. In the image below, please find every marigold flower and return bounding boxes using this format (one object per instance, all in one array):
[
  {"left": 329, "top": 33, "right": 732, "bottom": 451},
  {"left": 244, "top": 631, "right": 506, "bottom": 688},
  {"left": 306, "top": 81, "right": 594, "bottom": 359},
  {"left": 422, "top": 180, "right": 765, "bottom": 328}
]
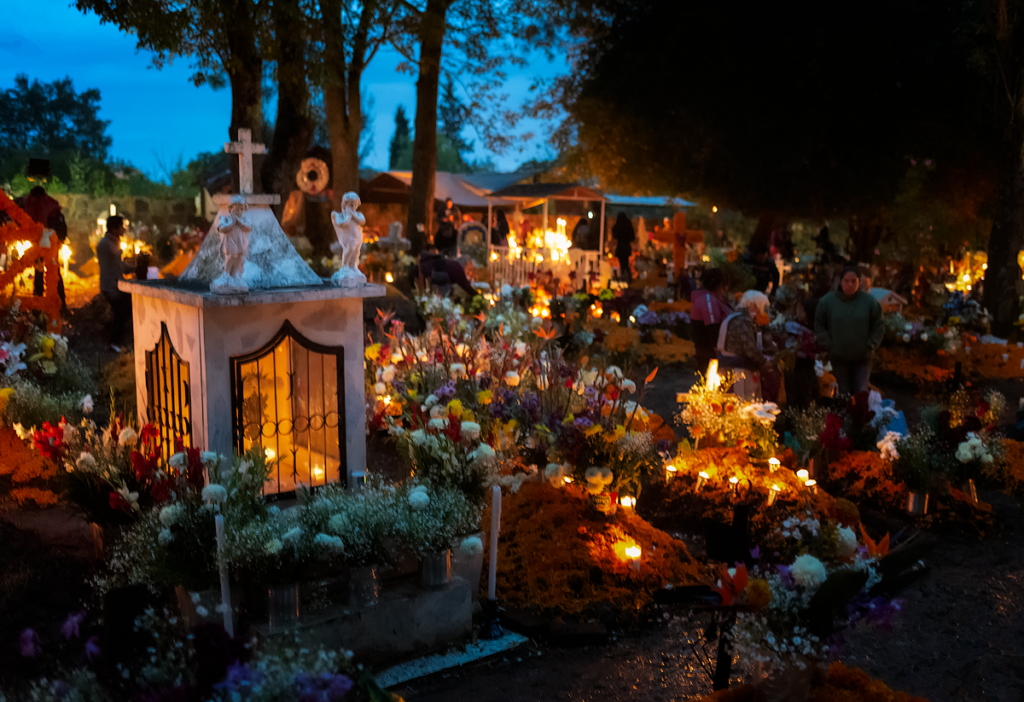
[{"left": 746, "top": 578, "right": 772, "bottom": 608}]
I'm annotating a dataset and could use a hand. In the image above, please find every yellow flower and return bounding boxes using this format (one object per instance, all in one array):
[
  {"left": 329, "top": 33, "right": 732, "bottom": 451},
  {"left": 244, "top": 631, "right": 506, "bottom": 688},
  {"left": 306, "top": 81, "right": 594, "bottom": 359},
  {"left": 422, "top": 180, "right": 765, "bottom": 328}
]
[
  {"left": 562, "top": 413, "right": 575, "bottom": 426},
  {"left": 447, "top": 399, "right": 464, "bottom": 417},
  {"left": 0, "top": 387, "right": 13, "bottom": 415},
  {"left": 584, "top": 424, "right": 603, "bottom": 438},
  {"left": 461, "top": 410, "right": 475, "bottom": 422},
  {"left": 477, "top": 390, "right": 493, "bottom": 406},
  {"left": 365, "top": 343, "right": 382, "bottom": 362},
  {"left": 40, "top": 337, "right": 55, "bottom": 359},
  {"left": 746, "top": 579, "right": 772, "bottom": 609}
]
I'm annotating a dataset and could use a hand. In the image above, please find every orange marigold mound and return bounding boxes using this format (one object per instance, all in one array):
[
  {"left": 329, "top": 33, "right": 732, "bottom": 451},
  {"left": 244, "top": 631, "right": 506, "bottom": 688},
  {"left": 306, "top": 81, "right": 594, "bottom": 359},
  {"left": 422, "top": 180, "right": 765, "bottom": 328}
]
[
  {"left": 0, "top": 427, "right": 59, "bottom": 506},
  {"left": 696, "top": 662, "right": 928, "bottom": 701},
  {"left": 482, "top": 481, "right": 704, "bottom": 618}
]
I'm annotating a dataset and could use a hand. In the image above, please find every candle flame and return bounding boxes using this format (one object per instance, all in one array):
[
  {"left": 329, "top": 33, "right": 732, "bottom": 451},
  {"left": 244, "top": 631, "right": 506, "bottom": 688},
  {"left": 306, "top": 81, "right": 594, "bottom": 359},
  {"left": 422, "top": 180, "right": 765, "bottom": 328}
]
[
  {"left": 771, "top": 484, "right": 781, "bottom": 492},
  {"left": 729, "top": 476, "right": 739, "bottom": 484},
  {"left": 625, "top": 545, "right": 641, "bottom": 559},
  {"left": 385, "top": 272, "right": 394, "bottom": 283},
  {"left": 619, "top": 496, "right": 636, "bottom": 508},
  {"left": 705, "top": 359, "right": 720, "bottom": 391},
  {"left": 796, "top": 469, "right": 809, "bottom": 481},
  {"left": 699, "top": 471, "right": 710, "bottom": 479}
]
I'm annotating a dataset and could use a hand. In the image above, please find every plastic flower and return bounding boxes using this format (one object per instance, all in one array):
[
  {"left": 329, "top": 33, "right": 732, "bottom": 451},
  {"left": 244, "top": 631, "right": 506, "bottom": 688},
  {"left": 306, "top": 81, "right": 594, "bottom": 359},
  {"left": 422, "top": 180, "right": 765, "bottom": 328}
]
[
  {"left": 202, "top": 483, "right": 228, "bottom": 504},
  {"left": 712, "top": 564, "right": 748, "bottom": 605},
  {"left": 790, "top": 554, "right": 828, "bottom": 588},
  {"left": 118, "top": 427, "right": 138, "bottom": 448},
  {"left": 746, "top": 578, "right": 772, "bottom": 608},
  {"left": 76, "top": 452, "right": 97, "bottom": 472}
]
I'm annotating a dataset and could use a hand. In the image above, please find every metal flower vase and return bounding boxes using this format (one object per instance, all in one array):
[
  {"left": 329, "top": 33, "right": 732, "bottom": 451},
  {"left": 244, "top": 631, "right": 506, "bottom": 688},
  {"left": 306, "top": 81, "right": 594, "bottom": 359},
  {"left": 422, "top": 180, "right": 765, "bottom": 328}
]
[
  {"left": 419, "top": 550, "right": 453, "bottom": 590},
  {"left": 267, "top": 582, "right": 301, "bottom": 633},
  {"left": 349, "top": 566, "right": 380, "bottom": 607},
  {"left": 905, "top": 491, "right": 929, "bottom": 515}
]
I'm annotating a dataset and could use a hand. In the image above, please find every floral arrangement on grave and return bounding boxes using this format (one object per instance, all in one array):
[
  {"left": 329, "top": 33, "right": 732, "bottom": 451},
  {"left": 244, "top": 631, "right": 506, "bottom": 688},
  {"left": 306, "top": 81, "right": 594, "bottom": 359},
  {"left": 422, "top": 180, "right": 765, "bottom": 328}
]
[
  {"left": 675, "top": 370, "right": 780, "bottom": 459},
  {"left": 785, "top": 392, "right": 889, "bottom": 471},
  {"left": 730, "top": 516, "right": 911, "bottom": 675},
  {"left": 210, "top": 196, "right": 253, "bottom": 294},
  {"left": 331, "top": 191, "right": 367, "bottom": 287},
  {"left": 920, "top": 388, "right": 1005, "bottom": 486},
  {"left": 103, "top": 446, "right": 273, "bottom": 592}
]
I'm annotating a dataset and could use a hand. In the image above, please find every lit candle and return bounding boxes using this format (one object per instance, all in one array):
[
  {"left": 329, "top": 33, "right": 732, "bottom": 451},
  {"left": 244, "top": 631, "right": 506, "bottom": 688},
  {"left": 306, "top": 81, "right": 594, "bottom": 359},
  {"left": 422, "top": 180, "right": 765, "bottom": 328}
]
[
  {"left": 563, "top": 476, "right": 573, "bottom": 485},
  {"left": 768, "top": 457, "right": 780, "bottom": 473},
  {"left": 626, "top": 544, "right": 642, "bottom": 571},
  {"left": 385, "top": 272, "right": 394, "bottom": 283},
  {"left": 767, "top": 484, "right": 781, "bottom": 506},
  {"left": 59, "top": 243, "right": 71, "bottom": 279},
  {"left": 695, "top": 471, "right": 709, "bottom": 491},
  {"left": 665, "top": 464, "right": 678, "bottom": 481},
  {"left": 488, "top": 485, "right": 502, "bottom": 601},
  {"left": 729, "top": 476, "right": 739, "bottom": 494},
  {"left": 619, "top": 495, "right": 636, "bottom": 510},
  {"left": 805, "top": 479, "right": 818, "bottom": 495},
  {"left": 705, "top": 359, "right": 720, "bottom": 391},
  {"left": 214, "top": 514, "right": 233, "bottom": 637},
  {"left": 796, "top": 469, "right": 809, "bottom": 482}
]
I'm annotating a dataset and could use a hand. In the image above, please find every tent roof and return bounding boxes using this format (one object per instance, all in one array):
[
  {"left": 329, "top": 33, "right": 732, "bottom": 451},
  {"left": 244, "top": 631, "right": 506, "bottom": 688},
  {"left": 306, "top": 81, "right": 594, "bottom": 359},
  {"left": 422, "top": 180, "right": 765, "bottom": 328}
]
[
  {"left": 459, "top": 169, "right": 544, "bottom": 193},
  {"left": 605, "top": 193, "right": 697, "bottom": 208},
  {"left": 488, "top": 182, "right": 606, "bottom": 201},
  {"left": 868, "top": 288, "right": 908, "bottom": 304},
  {"left": 369, "top": 171, "right": 512, "bottom": 207}
]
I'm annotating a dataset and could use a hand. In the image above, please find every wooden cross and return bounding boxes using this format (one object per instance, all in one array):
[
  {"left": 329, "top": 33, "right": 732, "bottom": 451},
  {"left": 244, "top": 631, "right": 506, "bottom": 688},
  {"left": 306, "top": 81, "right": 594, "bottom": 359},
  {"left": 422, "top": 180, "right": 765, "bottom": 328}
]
[{"left": 224, "top": 128, "right": 266, "bottom": 195}]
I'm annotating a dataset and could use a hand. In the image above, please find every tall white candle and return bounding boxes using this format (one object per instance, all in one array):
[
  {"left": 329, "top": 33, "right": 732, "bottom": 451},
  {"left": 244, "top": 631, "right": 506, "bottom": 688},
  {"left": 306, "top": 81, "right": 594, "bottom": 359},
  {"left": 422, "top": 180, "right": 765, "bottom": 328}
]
[
  {"left": 215, "top": 514, "right": 233, "bottom": 637},
  {"left": 487, "top": 485, "right": 501, "bottom": 600}
]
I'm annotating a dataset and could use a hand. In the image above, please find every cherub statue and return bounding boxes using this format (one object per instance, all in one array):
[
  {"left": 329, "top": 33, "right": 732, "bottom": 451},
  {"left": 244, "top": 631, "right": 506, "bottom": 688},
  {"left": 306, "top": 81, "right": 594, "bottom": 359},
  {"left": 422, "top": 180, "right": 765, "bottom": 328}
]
[
  {"left": 330, "top": 191, "right": 367, "bottom": 287},
  {"left": 211, "top": 196, "right": 252, "bottom": 294}
]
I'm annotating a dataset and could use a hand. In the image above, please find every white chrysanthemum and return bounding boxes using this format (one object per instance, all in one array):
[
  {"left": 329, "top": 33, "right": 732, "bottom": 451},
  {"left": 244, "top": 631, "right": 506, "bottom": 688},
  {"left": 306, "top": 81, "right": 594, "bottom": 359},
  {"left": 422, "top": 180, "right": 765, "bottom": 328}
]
[
  {"left": 424, "top": 394, "right": 439, "bottom": 408},
  {"left": 504, "top": 371, "right": 521, "bottom": 387},
  {"left": 428, "top": 417, "right": 448, "bottom": 430},
  {"left": 159, "top": 504, "right": 183, "bottom": 527},
  {"left": 461, "top": 421, "right": 481, "bottom": 440},
  {"left": 374, "top": 382, "right": 387, "bottom": 394},
  {"left": 328, "top": 514, "right": 345, "bottom": 533},
  {"left": 983, "top": 453, "right": 994, "bottom": 463},
  {"left": 168, "top": 452, "right": 186, "bottom": 470},
  {"left": 471, "top": 443, "right": 496, "bottom": 462},
  {"left": 381, "top": 365, "right": 396, "bottom": 383},
  {"left": 80, "top": 394, "right": 94, "bottom": 414},
  {"left": 450, "top": 363, "right": 468, "bottom": 379},
  {"left": 514, "top": 341, "right": 527, "bottom": 358},
  {"left": 460, "top": 535, "right": 484, "bottom": 556},
  {"left": 408, "top": 489, "right": 430, "bottom": 510},
  {"left": 202, "top": 483, "right": 228, "bottom": 504},
  {"left": 790, "top": 554, "right": 828, "bottom": 588},
  {"left": 201, "top": 451, "right": 220, "bottom": 466},
  {"left": 605, "top": 365, "right": 623, "bottom": 379},
  {"left": 158, "top": 529, "right": 174, "bottom": 546},
  {"left": 76, "top": 452, "right": 97, "bottom": 472},
  {"left": 314, "top": 533, "right": 345, "bottom": 552},
  {"left": 265, "top": 538, "right": 283, "bottom": 554},
  {"left": 118, "top": 427, "right": 138, "bottom": 447},
  {"left": 410, "top": 429, "right": 427, "bottom": 445},
  {"left": 836, "top": 526, "right": 858, "bottom": 558},
  {"left": 621, "top": 379, "right": 637, "bottom": 394}
]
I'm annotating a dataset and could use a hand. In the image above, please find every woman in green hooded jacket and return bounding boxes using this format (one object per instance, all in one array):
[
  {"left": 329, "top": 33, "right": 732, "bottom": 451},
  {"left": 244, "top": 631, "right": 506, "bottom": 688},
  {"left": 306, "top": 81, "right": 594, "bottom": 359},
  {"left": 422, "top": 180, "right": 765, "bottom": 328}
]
[{"left": 814, "top": 266, "right": 884, "bottom": 396}]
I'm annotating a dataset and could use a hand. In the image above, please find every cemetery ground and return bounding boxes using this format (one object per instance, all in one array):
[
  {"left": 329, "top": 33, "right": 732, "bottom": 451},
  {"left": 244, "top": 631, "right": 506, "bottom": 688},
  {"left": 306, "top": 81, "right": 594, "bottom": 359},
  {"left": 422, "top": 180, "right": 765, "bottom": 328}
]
[{"left": 4, "top": 308, "right": 1024, "bottom": 701}]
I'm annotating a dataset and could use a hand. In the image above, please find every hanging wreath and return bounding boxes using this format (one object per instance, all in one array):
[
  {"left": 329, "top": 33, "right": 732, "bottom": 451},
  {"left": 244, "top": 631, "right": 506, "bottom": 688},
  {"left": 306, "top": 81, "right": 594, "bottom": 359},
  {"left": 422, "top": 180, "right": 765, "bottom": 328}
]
[{"left": 296, "top": 158, "right": 330, "bottom": 195}]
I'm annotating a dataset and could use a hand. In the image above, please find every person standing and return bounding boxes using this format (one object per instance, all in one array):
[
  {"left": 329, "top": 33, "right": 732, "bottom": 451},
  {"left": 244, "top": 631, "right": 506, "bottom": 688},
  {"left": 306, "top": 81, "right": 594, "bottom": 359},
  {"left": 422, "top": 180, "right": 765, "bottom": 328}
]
[
  {"left": 740, "top": 241, "right": 780, "bottom": 296},
  {"left": 690, "top": 268, "right": 732, "bottom": 376},
  {"left": 814, "top": 266, "right": 884, "bottom": 396},
  {"left": 434, "top": 198, "right": 460, "bottom": 257},
  {"left": 96, "top": 215, "right": 135, "bottom": 350},
  {"left": 612, "top": 213, "right": 635, "bottom": 283},
  {"left": 492, "top": 209, "right": 510, "bottom": 246}
]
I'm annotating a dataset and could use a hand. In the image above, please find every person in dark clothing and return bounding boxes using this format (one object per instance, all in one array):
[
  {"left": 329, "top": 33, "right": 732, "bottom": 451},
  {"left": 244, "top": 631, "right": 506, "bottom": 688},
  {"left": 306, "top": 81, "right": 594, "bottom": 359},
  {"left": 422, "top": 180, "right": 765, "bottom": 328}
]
[
  {"left": 612, "top": 213, "right": 635, "bottom": 283},
  {"left": 690, "top": 268, "right": 732, "bottom": 375},
  {"left": 741, "top": 241, "right": 780, "bottom": 296},
  {"left": 19, "top": 186, "right": 68, "bottom": 312},
  {"left": 492, "top": 209, "right": 510, "bottom": 246},
  {"left": 784, "top": 298, "right": 821, "bottom": 408},
  {"left": 96, "top": 215, "right": 135, "bottom": 349},
  {"left": 418, "top": 249, "right": 476, "bottom": 298},
  {"left": 571, "top": 217, "right": 594, "bottom": 250},
  {"left": 434, "top": 198, "right": 460, "bottom": 256},
  {"left": 815, "top": 266, "right": 884, "bottom": 395}
]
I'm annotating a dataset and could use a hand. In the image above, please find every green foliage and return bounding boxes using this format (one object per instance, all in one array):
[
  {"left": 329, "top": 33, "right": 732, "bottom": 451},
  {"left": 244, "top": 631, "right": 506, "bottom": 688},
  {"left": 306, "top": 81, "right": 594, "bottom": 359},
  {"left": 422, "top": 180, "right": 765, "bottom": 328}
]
[
  {"left": 389, "top": 105, "right": 413, "bottom": 170},
  {"left": 1, "top": 381, "right": 84, "bottom": 431}
]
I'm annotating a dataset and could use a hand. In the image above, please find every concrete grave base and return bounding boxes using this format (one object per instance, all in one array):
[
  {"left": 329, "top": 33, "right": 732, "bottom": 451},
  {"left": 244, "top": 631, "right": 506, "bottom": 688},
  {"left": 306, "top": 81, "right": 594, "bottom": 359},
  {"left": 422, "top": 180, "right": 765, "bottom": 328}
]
[{"left": 254, "top": 577, "right": 473, "bottom": 664}]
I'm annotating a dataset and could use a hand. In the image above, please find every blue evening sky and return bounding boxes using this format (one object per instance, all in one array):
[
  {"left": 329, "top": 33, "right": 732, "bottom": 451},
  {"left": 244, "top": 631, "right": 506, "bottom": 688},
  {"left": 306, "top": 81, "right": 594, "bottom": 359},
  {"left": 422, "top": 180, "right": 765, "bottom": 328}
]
[{"left": 1, "top": 0, "right": 566, "bottom": 181}]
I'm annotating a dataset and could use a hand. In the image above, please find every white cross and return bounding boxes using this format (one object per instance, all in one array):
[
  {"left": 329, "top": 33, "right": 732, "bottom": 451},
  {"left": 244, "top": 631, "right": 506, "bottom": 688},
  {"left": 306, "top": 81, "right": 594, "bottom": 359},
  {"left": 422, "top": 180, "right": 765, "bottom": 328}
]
[{"left": 224, "top": 128, "right": 266, "bottom": 195}]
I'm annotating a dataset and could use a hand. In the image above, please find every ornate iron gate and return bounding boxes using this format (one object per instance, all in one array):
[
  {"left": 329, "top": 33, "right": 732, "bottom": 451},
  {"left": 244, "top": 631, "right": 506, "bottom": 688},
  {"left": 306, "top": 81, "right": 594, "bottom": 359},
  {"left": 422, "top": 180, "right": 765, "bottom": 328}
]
[
  {"left": 230, "top": 321, "right": 346, "bottom": 496},
  {"left": 145, "top": 323, "right": 192, "bottom": 462}
]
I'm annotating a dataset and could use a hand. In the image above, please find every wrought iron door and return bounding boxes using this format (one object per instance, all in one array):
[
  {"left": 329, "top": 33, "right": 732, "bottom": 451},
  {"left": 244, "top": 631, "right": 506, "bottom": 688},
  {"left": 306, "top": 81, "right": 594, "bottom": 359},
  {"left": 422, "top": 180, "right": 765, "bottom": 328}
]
[
  {"left": 230, "top": 321, "right": 346, "bottom": 496},
  {"left": 145, "top": 323, "right": 192, "bottom": 462}
]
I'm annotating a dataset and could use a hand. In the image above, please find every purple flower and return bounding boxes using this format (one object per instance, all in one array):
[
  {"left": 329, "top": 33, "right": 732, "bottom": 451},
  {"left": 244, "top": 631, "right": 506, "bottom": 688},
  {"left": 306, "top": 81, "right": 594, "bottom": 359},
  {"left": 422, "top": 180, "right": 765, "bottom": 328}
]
[
  {"left": 749, "top": 546, "right": 761, "bottom": 560},
  {"left": 637, "top": 310, "right": 660, "bottom": 326},
  {"left": 573, "top": 417, "right": 593, "bottom": 430},
  {"left": 19, "top": 628, "right": 41, "bottom": 658},
  {"left": 294, "top": 671, "right": 354, "bottom": 702},
  {"left": 85, "top": 636, "right": 101, "bottom": 662},
  {"left": 61, "top": 611, "right": 85, "bottom": 640},
  {"left": 215, "top": 661, "right": 264, "bottom": 692},
  {"left": 435, "top": 381, "right": 456, "bottom": 399},
  {"left": 775, "top": 565, "right": 796, "bottom": 589}
]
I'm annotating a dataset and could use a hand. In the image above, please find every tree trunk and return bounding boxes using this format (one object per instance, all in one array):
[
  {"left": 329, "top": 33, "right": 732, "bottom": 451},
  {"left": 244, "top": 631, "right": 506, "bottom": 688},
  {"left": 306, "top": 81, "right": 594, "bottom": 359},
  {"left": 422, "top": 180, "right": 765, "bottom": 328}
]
[
  {"left": 407, "top": 0, "right": 448, "bottom": 255},
  {"left": 225, "top": 2, "right": 264, "bottom": 193},
  {"left": 983, "top": 132, "right": 1024, "bottom": 335},
  {"left": 321, "top": 0, "right": 365, "bottom": 209},
  {"left": 262, "top": 0, "right": 313, "bottom": 214},
  {"left": 846, "top": 213, "right": 885, "bottom": 263}
]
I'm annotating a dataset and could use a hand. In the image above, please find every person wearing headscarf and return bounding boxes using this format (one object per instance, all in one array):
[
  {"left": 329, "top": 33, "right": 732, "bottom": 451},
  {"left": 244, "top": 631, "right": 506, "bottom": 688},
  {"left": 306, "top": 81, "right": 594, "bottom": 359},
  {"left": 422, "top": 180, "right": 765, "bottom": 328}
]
[
  {"left": 612, "top": 213, "right": 635, "bottom": 283},
  {"left": 716, "top": 290, "right": 776, "bottom": 399}
]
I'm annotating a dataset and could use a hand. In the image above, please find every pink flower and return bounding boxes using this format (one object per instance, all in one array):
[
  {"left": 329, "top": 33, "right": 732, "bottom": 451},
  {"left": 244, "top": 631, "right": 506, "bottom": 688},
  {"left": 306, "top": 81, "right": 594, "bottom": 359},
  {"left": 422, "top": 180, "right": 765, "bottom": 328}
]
[
  {"left": 20, "top": 628, "right": 41, "bottom": 658},
  {"left": 61, "top": 611, "right": 85, "bottom": 640}
]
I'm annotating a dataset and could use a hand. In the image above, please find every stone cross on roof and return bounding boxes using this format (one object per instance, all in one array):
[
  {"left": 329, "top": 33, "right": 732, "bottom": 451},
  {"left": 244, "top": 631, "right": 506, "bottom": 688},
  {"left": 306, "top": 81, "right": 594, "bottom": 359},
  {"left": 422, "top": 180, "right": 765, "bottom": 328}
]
[{"left": 225, "top": 128, "right": 266, "bottom": 195}]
